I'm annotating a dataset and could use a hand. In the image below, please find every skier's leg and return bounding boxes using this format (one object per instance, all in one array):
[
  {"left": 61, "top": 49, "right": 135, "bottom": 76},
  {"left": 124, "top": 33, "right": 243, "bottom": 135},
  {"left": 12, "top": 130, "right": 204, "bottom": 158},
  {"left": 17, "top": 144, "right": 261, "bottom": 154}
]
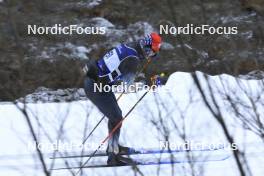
[
  {"left": 84, "top": 77, "right": 122, "bottom": 152},
  {"left": 84, "top": 77, "right": 134, "bottom": 165},
  {"left": 106, "top": 99, "right": 124, "bottom": 155}
]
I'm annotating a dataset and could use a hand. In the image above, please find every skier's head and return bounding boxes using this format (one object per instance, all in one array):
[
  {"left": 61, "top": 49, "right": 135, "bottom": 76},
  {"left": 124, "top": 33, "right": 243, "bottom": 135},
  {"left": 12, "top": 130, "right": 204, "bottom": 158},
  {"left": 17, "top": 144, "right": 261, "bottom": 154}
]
[{"left": 141, "top": 32, "right": 162, "bottom": 58}]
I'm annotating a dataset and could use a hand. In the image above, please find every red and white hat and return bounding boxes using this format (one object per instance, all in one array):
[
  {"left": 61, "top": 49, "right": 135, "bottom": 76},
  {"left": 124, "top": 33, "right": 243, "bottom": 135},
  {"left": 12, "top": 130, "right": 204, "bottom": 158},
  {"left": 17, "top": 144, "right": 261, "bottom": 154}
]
[
  {"left": 143, "top": 32, "right": 162, "bottom": 53},
  {"left": 150, "top": 32, "right": 162, "bottom": 52}
]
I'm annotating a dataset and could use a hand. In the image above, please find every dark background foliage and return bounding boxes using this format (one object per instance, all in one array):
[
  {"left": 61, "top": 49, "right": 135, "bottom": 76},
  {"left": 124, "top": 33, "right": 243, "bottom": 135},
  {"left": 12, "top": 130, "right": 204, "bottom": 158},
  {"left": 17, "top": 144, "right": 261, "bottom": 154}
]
[{"left": 0, "top": 0, "right": 263, "bottom": 101}]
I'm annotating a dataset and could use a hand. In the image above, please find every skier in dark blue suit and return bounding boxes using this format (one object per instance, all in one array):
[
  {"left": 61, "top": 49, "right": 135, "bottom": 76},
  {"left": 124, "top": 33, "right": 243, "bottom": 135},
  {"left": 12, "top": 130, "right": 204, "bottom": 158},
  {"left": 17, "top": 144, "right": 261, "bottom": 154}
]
[{"left": 83, "top": 32, "right": 162, "bottom": 165}]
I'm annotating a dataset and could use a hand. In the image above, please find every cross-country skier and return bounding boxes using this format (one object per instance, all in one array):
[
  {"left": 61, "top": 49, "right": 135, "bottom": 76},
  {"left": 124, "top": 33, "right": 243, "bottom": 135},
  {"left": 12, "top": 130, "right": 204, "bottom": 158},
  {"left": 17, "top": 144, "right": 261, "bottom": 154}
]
[{"left": 83, "top": 32, "right": 162, "bottom": 165}]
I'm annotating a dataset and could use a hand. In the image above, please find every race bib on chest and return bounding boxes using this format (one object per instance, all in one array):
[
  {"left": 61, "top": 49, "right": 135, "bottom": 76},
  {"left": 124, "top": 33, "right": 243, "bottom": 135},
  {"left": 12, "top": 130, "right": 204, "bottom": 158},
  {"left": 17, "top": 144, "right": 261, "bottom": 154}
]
[{"left": 103, "top": 49, "right": 120, "bottom": 72}]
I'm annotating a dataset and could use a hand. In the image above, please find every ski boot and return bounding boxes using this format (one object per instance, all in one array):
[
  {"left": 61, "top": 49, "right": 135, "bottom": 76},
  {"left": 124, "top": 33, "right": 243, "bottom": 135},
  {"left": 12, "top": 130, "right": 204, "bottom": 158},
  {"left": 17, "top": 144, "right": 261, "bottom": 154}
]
[
  {"left": 118, "top": 145, "right": 136, "bottom": 155},
  {"left": 107, "top": 145, "right": 136, "bottom": 166},
  {"left": 107, "top": 153, "right": 132, "bottom": 166}
]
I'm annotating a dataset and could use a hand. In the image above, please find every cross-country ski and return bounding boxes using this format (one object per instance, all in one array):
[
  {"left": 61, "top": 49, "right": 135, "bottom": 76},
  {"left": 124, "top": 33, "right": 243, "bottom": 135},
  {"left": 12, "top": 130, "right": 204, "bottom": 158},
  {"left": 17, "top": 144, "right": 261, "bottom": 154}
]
[
  {"left": 51, "top": 145, "right": 225, "bottom": 159},
  {"left": 52, "top": 154, "right": 231, "bottom": 170}
]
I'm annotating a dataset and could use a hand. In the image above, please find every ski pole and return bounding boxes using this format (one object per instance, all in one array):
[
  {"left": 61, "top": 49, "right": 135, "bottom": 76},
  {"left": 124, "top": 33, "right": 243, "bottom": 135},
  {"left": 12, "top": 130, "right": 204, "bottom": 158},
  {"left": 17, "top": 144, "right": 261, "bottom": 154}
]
[
  {"left": 81, "top": 58, "right": 152, "bottom": 145},
  {"left": 76, "top": 89, "right": 151, "bottom": 175}
]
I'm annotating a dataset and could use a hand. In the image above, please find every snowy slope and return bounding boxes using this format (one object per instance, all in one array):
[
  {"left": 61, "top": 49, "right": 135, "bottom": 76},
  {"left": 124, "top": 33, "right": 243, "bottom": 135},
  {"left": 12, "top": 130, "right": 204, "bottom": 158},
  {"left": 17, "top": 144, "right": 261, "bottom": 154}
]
[{"left": 0, "top": 72, "right": 263, "bottom": 176}]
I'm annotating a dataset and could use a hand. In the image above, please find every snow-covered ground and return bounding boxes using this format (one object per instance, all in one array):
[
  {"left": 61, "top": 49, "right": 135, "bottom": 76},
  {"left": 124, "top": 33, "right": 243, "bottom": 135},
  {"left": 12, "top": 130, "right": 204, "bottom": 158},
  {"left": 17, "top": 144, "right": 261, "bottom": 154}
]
[{"left": 0, "top": 72, "right": 263, "bottom": 176}]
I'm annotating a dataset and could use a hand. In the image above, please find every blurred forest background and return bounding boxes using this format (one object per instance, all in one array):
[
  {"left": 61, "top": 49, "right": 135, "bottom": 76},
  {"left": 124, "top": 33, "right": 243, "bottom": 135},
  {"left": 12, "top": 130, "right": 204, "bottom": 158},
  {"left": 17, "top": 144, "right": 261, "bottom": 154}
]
[{"left": 0, "top": 0, "right": 263, "bottom": 101}]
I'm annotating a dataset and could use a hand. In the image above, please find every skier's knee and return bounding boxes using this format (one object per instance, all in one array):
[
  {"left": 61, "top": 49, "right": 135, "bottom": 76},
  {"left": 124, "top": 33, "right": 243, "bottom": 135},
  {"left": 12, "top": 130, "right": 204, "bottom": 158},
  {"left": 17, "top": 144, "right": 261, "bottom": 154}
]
[
  {"left": 108, "top": 116, "right": 122, "bottom": 130},
  {"left": 113, "top": 116, "right": 123, "bottom": 126}
]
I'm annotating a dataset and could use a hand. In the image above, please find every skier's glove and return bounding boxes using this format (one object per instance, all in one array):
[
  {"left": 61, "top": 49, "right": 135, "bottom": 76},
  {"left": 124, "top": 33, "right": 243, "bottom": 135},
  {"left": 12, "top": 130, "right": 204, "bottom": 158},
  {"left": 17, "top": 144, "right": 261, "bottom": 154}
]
[
  {"left": 151, "top": 73, "right": 168, "bottom": 86},
  {"left": 151, "top": 75, "right": 161, "bottom": 86}
]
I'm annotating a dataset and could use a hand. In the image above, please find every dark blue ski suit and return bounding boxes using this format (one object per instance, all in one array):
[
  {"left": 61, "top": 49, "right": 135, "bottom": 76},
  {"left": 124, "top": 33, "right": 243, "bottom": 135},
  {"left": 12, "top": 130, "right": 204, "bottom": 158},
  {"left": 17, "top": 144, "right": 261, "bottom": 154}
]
[{"left": 83, "top": 40, "right": 151, "bottom": 153}]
